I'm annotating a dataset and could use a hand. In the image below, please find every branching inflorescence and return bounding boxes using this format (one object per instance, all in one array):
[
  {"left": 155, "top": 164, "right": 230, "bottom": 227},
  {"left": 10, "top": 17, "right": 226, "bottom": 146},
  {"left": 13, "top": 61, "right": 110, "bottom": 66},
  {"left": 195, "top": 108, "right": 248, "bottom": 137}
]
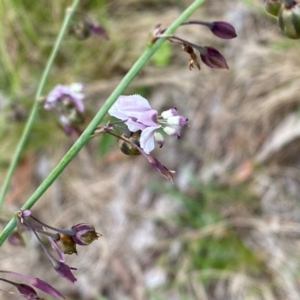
[
  {"left": 0, "top": 2, "right": 238, "bottom": 299},
  {"left": 42, "top": 18, "right": 236, "bottom": 183}
]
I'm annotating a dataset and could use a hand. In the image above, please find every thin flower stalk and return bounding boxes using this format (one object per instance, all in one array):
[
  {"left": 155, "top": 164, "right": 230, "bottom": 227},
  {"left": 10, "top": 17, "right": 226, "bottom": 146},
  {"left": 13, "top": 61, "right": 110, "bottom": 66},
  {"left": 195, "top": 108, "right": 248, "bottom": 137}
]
[
  {"left": 0, "top": 0, "right": 80, "bottom": 210},
  {"left": 0, "top": 0, "right": 205, "bottom": 246}
]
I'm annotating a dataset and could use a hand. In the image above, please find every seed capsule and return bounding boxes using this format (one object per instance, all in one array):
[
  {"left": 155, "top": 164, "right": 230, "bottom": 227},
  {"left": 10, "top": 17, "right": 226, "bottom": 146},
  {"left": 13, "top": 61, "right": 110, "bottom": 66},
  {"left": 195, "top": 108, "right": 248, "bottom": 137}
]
[
  {"left": 118, "top": 131, "right": 141, "bottom": 156},
  {"left": 278, "top": 1, "right": 300, "bottom": 39},
  {"left": 264, "top": 0, "right": 282, "bottom": 17}
]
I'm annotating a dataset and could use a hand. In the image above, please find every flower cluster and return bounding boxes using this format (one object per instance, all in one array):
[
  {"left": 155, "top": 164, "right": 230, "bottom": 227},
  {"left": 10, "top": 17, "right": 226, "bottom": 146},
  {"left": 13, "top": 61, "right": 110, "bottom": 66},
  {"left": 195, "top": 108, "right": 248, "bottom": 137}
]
[
  {"left": 43, "top": 83, "right": 85, "bottom": 136},
  {"left": 94, "top": 94, "right": 188, "bottom": 183},
  {"left": 150, "top": 20, "right": 236, "bottom": 70},
  {"left": 108, "top": 95, "right": 188, "bottom": 154},
  {"left": 16, "top": 210, "right": 101, "bottom": 284}
]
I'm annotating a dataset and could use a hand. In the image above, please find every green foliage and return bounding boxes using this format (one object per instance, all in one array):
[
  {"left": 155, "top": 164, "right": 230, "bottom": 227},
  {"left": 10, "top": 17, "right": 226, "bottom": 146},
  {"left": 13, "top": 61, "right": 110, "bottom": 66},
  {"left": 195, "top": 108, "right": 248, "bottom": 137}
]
[
  {"left": 271, "top": 38, "right": 300, "bottom": 50},
  {"left": 150, "top": 177, "right": 264, "bottom": 297},
  {"left": 98, "top": 133, "right": 115, "bottom": 156},
  {"left": 169, "top": 183, "right": 261, "bottom": 272},
  {"left": 151, "top": 42, "right": 172, "bottom": 67}
]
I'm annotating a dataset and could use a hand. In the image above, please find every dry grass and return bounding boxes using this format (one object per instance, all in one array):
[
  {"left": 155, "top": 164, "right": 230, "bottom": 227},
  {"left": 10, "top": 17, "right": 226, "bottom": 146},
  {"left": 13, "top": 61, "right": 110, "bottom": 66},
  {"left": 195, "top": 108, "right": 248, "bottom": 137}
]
[{"left": 2, "top": 0, "right": 300, "bottom": 299}]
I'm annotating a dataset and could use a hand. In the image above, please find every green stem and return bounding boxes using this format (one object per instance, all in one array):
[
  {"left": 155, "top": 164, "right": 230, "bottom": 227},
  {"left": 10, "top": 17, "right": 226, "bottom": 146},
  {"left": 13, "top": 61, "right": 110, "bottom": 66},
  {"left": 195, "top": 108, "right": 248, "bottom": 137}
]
[
  {"left": 0, "top": 0, "right": 205, "bottom": 246},
  {"left": 0, "top": 0, "right": 80, "bottom": 210}
]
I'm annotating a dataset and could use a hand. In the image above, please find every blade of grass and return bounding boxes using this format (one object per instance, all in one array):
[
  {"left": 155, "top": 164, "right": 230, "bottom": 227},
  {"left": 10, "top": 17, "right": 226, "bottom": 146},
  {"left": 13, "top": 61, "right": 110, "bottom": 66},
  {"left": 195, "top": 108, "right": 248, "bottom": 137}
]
[
  {"left": 0, "top": 0, "right": 80, "bottom": 209},
  {"left": 0, "top": 0, "right": 205, "bottom": 246}
]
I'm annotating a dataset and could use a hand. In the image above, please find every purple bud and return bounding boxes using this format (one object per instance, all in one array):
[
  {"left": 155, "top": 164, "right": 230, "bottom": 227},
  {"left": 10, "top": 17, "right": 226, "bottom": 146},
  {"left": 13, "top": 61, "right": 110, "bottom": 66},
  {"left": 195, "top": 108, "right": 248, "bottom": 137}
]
[
  {"left": 166, "top": 116, "right": 188, "bottom": 126},
  {"left": 0, "top": 270, "right": 65, "bottom": 299},
  {"left": 163, "top": 126, "right": 180, "bottom": 138},
  {"left": 0, "top": 278, "right": 42, "bottom": 299},
  {"left": 54, "top": 261, "right": 77, "bottom": 284},
  {"left": 200, "top": 47, "right": 229, "bottom": 69},
  {"left": 209, "top": 21, "right": 237, "bottom": 39},
  {"left": 71, "top": 223, "right": 101, "bottom": 246},
  {"left": 16, "top": 283, "right": 38, "bottom": 299},
  {"left": 146, "top": 155, "right": 174, "bottom": 184},
  {"left": 180, "top": 20, "right": 237, "bottom": 39},
  {"left": 161, "top": 107, "right": 178, "bottom": 119}
]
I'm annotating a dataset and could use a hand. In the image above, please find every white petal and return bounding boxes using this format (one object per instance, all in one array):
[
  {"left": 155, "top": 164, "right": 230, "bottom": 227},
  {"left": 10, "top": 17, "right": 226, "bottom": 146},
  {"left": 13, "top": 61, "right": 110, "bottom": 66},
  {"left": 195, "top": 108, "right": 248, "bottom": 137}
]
[{"left": 140, "top": 126, "right": 159, "bottom": 154}]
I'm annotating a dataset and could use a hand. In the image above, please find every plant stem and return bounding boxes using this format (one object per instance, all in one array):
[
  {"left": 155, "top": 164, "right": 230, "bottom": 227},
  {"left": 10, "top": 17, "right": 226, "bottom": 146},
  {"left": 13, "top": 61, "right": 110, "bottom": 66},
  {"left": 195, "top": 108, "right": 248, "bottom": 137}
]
[
  {"left": 0, "top": 0, "right": 80, "bottom": 210},
  {"left": 0, "top": 0, "right": 205, "bottom": 246}
]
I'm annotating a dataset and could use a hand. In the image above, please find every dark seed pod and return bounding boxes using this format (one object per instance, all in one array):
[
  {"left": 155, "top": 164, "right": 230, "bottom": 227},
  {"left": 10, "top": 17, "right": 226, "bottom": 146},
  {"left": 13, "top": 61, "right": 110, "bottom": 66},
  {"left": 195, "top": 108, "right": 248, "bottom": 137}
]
[
  {"left": 118, "top": 131, "right": 141, "bottom": 156},
  {"left": 278, "top": 1, "right": 300, "bottom": 39},
  {"left": 264, "top": 0, "right": 282, "bottom": 17}
]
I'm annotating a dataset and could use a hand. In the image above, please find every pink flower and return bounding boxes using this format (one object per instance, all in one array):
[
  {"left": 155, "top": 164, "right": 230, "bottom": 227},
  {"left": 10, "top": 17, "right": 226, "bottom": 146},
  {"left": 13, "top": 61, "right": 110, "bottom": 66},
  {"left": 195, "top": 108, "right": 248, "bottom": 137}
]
[
  {"left": 108, "top": 95, "right": 188, "bottom": 154},
  {"left": 44, "top": 83, "right": 84, "bottom": 112}
]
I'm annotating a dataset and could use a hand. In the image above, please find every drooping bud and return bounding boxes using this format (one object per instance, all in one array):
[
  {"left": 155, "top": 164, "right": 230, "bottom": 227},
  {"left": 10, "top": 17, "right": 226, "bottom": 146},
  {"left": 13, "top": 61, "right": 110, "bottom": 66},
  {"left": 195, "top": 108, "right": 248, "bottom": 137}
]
[
  {"left": 200, "top": 46, "right": 229, "bottom": 69},
  {"left": 209, "top": 21, "right": 237, "bottom": 39},
  {"left": 146, "top": 155, "right": 174, "bottom": 184},
  {"left": 16, "top": 283, "right": 39, "bottom": 299},
  {"left": 0, "top": 278, "right": 40, "bottom": 300},
  {"left": 180, "top": 20, "right": 237, "bottom": 39},
  {"left": 264, "top": 0, "right": 282, "bottom": 17},
  {"left": 53, "top": 261, "right": 77, "bottom": 283},
  {"left": 71, "top": 223, "right": 101, "bottom": 246},
  {"left": 0, "top": 270, "right": 65, "bottom": 299},
  {"left": 118, "top": 131, "right": 142, "bottom": 156},
  {"left": 278, "top": 1, "right": 300, "bottom": 39},
  {"left": 56, "top": 233, "right": 77, "bottom": 255}
]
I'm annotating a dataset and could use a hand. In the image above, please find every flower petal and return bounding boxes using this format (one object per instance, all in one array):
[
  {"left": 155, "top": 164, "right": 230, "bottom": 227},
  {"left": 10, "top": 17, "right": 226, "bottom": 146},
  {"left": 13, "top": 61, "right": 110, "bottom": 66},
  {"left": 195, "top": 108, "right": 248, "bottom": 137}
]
[
  {"left": 126, "top": 118, "right": 147, "bottom": 132},
  {"left": 137, "top": 110, "right": 158, "bottom": 127},
  {"left": 140, "top": 126, "right": 160, "bottom": 154},
  {"left": 109, "top": 94, "right": 154, "bottom": 120}
]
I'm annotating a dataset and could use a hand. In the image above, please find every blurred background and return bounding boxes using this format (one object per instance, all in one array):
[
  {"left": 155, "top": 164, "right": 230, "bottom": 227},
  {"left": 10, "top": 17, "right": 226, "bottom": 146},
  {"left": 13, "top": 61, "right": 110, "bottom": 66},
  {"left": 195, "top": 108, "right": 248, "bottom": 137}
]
[{"left": 1, "top": 0, "right": 300, "bottom": 299}]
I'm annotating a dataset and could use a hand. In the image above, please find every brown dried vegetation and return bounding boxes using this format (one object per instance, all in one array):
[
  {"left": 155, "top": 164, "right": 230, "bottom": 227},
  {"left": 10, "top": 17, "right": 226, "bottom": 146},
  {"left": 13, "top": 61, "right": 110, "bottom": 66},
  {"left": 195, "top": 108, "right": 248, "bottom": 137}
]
[{"left": 2, "top": 0, "right": 300, "bottom": 299}]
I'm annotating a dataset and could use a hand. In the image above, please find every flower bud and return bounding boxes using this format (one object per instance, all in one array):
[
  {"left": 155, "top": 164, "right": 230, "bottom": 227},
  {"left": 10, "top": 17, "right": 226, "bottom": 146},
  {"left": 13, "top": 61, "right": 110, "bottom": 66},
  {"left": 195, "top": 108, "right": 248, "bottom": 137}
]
[
  {"left": 163, "top": 126, "right": 180, "bottom": 138},
  {"left": 146, "top": 155, "right": 174, "bottom": 183},
  {"left": 118, "top": 132, "right": 141, "bottom": 156},
  {"left": 56, "top": 233, "right": 77, "bottom": 255},
  {"left": 210, "top": 21, "right": 237, "bottom": 39},
  {"left": 200, "top": 46, "right": 229, "bottom": 69},
  {"left": 71, "top": 223, "right": 101, "bottom": 246},
  {"left": 166, "top": 116, "right": 188, "bottom": 126},
  {"left": 161, "top": 107, "right": 178, "bottom": 119},
  {"left": 154, "top": 132, "right": 164, "bottom": 148},
  {"left": 278, "top": 2, "right": 300, "bottom": 39},
  {"left": 264, "top": 0, "right": 282, "bottom": 17}
]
